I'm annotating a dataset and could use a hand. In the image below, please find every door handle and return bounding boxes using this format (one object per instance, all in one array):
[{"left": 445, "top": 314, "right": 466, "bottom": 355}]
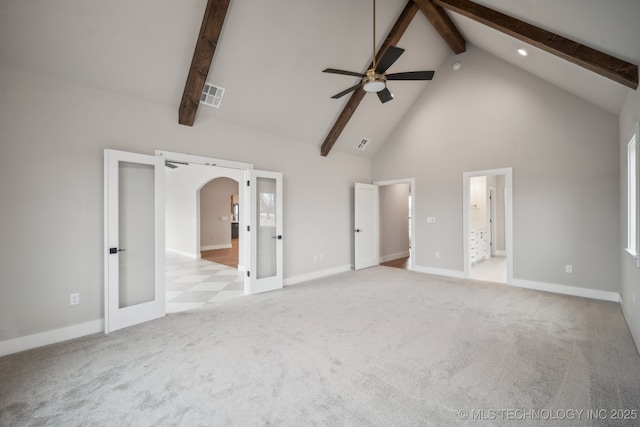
[
  {"left": 272, "top": 235, "right": 283, "bottom": 239},
  {"left": 355, "top": 229, "right": 361, "bottom": 233},
  {"left": 109, "top": 248, "right": 126, "bottom": 254}
]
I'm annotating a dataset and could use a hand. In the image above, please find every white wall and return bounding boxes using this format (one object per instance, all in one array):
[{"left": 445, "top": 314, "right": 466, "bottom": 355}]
[
  {"left": 0, "top": 64, "right": 371, "bottom": 344},
  {"left": 373, "top": 46, "right": 620, "bottom": 294},
  {"left": 469, "top": 176, "right": 487, "bottom": 230},
  {"left": 165, "top": 164, "right": 242, "bottom": 258},
  {"left": 199, "top": 177, "right": 238, "bottom": 251},
  {"left": 379, "top": 183, "right": 410, "bottom": 262},
  {"left": 619, "top": 87, "right": 640, "bottom": 353}
]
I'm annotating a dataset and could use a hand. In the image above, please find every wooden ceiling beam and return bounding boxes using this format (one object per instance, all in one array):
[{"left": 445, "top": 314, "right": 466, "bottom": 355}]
[
  {"left": 433, "top": 0, "right": 638, "bottom": 89},
  {"left": 178, "top": 0, "right": 231, "bottom": 126},
  {"left": 413, "top": 0, "right": 465, "bottom": 54},
  {"left": 321, "top": 1, "right": 419, "bottom": 157}
]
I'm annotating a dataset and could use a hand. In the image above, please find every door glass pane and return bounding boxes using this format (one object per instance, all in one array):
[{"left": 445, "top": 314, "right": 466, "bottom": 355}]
[
  {"left": 256, "top": 177, "right": 277, "bottom": 279},
  {"left": 119, "top": 161, "right": 155, "bottom": 308}
]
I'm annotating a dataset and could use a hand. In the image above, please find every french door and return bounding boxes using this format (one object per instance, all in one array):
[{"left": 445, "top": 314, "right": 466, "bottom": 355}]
[
  {"left": 246, "top": 170, "right": 283, "bottom": 294},
  {"left": 104, "top": 149, "right": 165, "bottom": 333},
  {"left": 354, "top": 183, "right": 379, "bottom": 270}
]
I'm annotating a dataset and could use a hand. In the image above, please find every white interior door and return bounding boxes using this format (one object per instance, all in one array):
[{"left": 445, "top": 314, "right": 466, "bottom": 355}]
[
  {"left": 354, "top": 183, "right": 379, "bottom": 270},
  {"left": 104, "top": 149, "right": 165, "bottom": 333},
  {"left": 247, "top": 169, "right": 283, "bottom": 294}
]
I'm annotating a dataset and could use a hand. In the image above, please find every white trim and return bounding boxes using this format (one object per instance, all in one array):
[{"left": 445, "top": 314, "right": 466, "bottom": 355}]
[
  {"left": 165, "top": 247, "right": 200, "bottom": 259},
  {"left": 156, "top": 150, "right": 254, "bottom": 170},
  {"left": 494, "top": 250, "right": 507, "bottom": 256},
  {"left": 373, "top": 178, "right": 416, "bottom": 271},
  {"left": 379, "top": 251, "right": 410, "bottom": 263},
  {"left": 411, "top": 266, "right": 620, "bottom": 303},
  {"left": 284, "top": 265, "right": 352, "bottom": 286},
  {"left": 200, "top": 244, "right": 231, "bottom": 251},
  {"left": 0, "top": 320, "right": 103, "bottom": 357},
  {"left": 625, "top": 122, "right": 639, "bottom": 259},
  {"left": 511, "top": 278, "right": 620, "bottom": 302},
  {"left": 413, "top": 265, "right": 466, "bottom": 279}
]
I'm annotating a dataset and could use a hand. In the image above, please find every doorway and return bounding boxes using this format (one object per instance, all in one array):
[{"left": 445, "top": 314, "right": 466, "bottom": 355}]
[
  {"left": 160, "top": 150, "right": 284, "bottom": 309},
  {"left": 199, "top": 177, "right": 240, "bottom": 268},
  {"left": 463, "top": 168, "right": 513, "bottom": 284},
  {"left": 375, "top": 179, "right": 415, "bottom": 271},
  {"left": 164, "top": 163, "right": 245, "bottom": 313}
]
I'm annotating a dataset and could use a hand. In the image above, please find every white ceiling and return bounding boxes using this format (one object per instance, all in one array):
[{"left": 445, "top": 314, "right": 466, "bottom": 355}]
[{"left": 1, "top": 0, "right": 638, "bottom": 158}]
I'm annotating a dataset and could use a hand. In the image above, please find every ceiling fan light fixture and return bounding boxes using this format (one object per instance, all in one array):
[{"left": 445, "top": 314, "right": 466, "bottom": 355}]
[{"left": 362, "top": 70, "right": 387, "bottom": 93}]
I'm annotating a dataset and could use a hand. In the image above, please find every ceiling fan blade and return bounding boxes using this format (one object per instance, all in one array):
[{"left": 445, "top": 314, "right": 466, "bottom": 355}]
[
  {"left": 331, "top": 84, "right": 362, "bottom": 99},
  {"left": 323, "top": 68, "right": 365, "bottom": 78},
  {"left": 377, "top": 87, "right": 394, "bottom": 103},
  {"left": 386, "top": 71, "right": 435, "bottom": 81},
  {"left": 375, "top": 46, "right": 404, "bottom": 74}
]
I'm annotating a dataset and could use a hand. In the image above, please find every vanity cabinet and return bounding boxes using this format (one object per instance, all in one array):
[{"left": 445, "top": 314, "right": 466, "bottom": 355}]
[{"left": 470, "top": 228, "right": 488, "bottom": 264}]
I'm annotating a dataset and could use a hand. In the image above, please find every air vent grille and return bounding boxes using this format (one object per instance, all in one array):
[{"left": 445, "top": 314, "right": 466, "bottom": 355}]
[
  {"left": 200, "top": 83, "right": 225, "bottom": 108},
  {"left": 356, "top": 138, "right": 371, "bottom": 151}
]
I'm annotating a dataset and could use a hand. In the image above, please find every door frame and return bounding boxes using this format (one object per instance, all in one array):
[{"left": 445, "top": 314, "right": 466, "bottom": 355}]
[
  {"left": 463, "top": 168, "right": 513, "bottom": 283},
  {"left": 373, "top": 178, "right": 415, "bottom": 271},
  {"left": 157, "top": 150, "right": 284, "bottom": 295},
  {"left": 488, "top": 185, "right": 496, "bottom": 257}
]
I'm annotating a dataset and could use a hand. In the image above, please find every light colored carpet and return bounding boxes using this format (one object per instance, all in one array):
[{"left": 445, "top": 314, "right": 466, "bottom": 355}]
[{"left": 1, "top": 267, "right": 639, "bottom": 426}]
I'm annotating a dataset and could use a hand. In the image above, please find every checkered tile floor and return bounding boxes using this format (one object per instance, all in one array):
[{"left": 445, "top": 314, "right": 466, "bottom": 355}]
[{"left": 165, "top": 252, "right": 244, "bottom": 314}]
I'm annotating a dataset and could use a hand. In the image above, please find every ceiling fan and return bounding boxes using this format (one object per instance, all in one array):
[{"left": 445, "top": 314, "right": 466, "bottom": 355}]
[{"left": 323, "top": 0, "right": 435, "bottom": 103}]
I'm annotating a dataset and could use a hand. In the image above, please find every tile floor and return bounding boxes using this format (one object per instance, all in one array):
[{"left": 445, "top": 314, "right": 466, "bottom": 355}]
[
  {"left": 471, "top": 255, "right": 507, "bottom": 283},
  {"left": 165, "top": 252, "right": 245, "bottom": 314}
]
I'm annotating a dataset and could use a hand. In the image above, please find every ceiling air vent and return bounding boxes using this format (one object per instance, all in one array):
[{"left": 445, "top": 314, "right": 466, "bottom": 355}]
[
  {"left": 200, "top": 83, "right": 225, "bottom": 108},
  {"left": 356, "top": 138, "right": 371, "bottom": 151}
]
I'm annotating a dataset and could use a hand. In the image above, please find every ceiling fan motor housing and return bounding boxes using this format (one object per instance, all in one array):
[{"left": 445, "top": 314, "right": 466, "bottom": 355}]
[{"left": 362, "top": 69, "right": 387, "bottom": 93}]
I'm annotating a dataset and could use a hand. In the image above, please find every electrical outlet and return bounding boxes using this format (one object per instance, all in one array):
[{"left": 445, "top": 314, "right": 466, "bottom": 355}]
[
  {"left": 427, "top": 217, "right": 436, "bottom": 224},
  {"left": 565, "top": 265, "right": 573, "bottom": 274},
  {"left": 314, "top": 254, "right": 318, "bottom": 262},
  {"left": 435, "top": 252, "right": 440, "bottom": 259},
  {"left": 70, "top": 293, "right": 80, "bottom": 306},
  {"left": 319, "top": 253, "right": 323, "bottom": 260}
]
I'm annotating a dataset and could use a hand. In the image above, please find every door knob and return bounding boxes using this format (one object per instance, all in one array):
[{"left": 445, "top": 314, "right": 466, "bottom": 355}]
[{"left": 355, "top": 229, "right": 361, "bottom": 233}]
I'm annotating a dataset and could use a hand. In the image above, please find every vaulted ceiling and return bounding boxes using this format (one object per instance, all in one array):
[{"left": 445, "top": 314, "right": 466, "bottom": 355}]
[{"left": 1, "top": 0, "right": 638, "bottom": 158}]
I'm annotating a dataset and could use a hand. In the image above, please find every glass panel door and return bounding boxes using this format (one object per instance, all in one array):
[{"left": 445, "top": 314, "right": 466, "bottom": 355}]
[
  {"left": 105, "top": 150, "right": 165, "bottom": 333},
  {"left": 248, "top": 170, "right": 282, "bottom": 294}
]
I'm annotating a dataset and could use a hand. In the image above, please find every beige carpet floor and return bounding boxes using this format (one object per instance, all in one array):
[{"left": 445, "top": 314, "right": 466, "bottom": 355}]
[{"left": 1, "top": 267, "right": 639, "bottom": 426}]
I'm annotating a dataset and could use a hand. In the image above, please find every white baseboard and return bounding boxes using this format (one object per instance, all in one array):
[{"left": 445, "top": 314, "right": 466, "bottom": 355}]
[
  {"left": 511, "top": 278, "right": 620, "bottom": 302},
  {"left": 284, "top": 265, "right": 352, "bottom": 286},
  {"left": 494, "top": 250, "right": 507, "bottom": 256},
  {"left": 165, "top": 247, "right": 199, "bottom": 259},
  {"left": 379, "top": 251, "right": 410, "bottom": 263},
  {"left": 0, "top": 319, "right": 104, "bottom": 357},
  {"left": 409, "top": 267, "right": 620, "bottom": 303},
  {"left": 413, "top": 265, "right": 466, "bottom": 279},
  {"left": 200, "top": 244, "right": 231, "bottom": 251}
]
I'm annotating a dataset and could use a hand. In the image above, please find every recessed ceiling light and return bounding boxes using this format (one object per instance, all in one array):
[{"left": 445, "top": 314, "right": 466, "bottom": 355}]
[{"left": 517, "top": 48, "right": 528, "bottom": 57}]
